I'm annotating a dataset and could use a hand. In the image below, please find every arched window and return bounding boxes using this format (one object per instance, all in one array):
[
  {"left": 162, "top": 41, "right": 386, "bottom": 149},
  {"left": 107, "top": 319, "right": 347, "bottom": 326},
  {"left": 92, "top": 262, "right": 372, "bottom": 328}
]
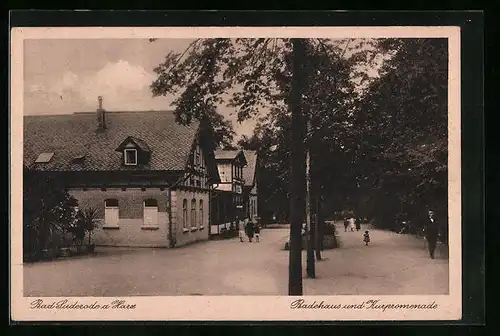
[
  {"left": 104, "top": 198, "right": 119, "bottom": 228},
  {"left": 199, "top": 200, "right": 204, "bottom": 228},
  {"left": 182, "top": 199, "right": 188, "bottom": 229},
  {"left": 191, "top": 199, "right": 197, "bottom": 228},
  {"left": 143, "top": 199, "right": 158, "bottom": 227}
]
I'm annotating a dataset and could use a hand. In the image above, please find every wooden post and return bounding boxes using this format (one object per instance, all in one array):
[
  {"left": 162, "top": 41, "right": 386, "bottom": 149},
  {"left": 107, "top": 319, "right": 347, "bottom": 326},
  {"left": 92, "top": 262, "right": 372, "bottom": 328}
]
[
  {"left": 306, "top": 122, "right": 316, "bottom": 278},
  {"left": 166, "top": 188, "right": 176, "bottom": 248},
  {"left": 311, "top": 144, "right": 322, "bottom": 260},
  {"left": 315, "top": 194, "right": 323, "bottom": 260}
]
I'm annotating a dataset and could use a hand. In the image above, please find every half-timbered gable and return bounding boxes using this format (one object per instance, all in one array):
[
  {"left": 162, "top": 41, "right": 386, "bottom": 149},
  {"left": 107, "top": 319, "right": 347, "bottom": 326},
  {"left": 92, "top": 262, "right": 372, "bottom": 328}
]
[
  {"left": 210, "top": 150, "right": 248, "bottom": 236},
  {"left": 242, "top": 150, "right": 258, "bottom": 222},
  {"left": 180, "top": 138, "right": 213, "bottom": 190}
]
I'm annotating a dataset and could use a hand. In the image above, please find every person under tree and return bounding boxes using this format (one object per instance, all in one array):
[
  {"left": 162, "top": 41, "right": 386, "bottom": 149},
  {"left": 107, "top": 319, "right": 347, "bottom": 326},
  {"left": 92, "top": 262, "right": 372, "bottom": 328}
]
[{"left": 425, "top": 210, "right": 439, "bottom": 259}]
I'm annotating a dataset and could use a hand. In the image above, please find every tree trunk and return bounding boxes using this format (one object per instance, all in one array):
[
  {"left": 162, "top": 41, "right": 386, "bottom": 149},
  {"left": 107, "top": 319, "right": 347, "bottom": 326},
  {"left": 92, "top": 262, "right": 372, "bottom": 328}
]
[
  {"left": 306, "top": 146, "right": 315, "bottom": 278},
  {"left": 289, "top": 38, "right": 306, "bottom": 296}
]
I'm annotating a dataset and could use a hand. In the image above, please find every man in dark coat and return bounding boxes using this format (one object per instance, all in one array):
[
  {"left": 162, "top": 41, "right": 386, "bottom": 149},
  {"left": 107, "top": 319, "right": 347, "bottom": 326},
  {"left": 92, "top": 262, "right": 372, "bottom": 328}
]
[
  {"left": 355, "top": 217, "right": 361, "bottom": 231},
  {"left": 245, "top": 219, "right": 255, "bottom": 242},
  {"left": 425, "top": 210, "right": 439, "bottom": 259}
]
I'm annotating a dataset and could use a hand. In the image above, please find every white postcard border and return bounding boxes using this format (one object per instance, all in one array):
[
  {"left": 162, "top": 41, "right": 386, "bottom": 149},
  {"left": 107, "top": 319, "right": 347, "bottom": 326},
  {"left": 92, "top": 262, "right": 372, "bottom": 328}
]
[{"left": 10, "top": 26, "right": 461, "bottom": 321}]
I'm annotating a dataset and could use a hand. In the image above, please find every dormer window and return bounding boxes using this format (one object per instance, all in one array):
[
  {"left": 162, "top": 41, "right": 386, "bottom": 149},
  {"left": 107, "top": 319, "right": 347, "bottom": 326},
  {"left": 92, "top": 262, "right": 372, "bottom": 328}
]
[
  {"left": 71, "top": 154, "right": 86, "bottom": 165},
  {"left": 124, "top": 149, "right": 138, "bottom": 166},
  {"left": 116, "top": 136, "right": 151, "bottom": 166},
  {"left": 35, "top": 152, "right": 54, "bottom": 163}
]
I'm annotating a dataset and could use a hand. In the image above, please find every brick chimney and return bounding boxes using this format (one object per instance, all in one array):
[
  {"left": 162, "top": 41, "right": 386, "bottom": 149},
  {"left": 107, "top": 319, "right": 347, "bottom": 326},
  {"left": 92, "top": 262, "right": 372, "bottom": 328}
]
[{"left": 96, "top": 96, "right": 106, "bottom": 129}]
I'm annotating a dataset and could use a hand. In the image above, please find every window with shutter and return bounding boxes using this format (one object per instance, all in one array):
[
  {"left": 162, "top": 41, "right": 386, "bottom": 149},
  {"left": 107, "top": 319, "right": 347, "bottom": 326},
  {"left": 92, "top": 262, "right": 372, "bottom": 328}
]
[
  {"left": 104, "top": 199, "right": 119, "bottom": 228},
  {"left": 143, "top": 199, "right": 158, "bottom": 227}
]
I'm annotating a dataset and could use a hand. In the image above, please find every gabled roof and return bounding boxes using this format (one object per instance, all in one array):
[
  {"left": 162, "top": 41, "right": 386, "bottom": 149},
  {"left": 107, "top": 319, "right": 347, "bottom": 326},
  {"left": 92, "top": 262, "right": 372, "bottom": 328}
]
[
  {"left": 115, "top": 136, "right": 151, "bottom": 153},
  {"left": 24, "top": 111, "right": 200, "bottom": 172},
  {"left": 214, "top": 150, "right": 241, "bottom": 160},
  {"left": 214, "top": 149, "right": 248, "bottom": 166},
  {"left": 242, "top": 150, "right": 257, "bottom": 187}
]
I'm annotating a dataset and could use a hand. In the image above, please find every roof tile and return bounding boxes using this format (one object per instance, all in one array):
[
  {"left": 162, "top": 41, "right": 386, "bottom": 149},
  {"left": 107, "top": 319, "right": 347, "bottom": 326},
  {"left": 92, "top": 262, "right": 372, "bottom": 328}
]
[{"left": 24, "top": 111, "right": 199, "bottom": 172}]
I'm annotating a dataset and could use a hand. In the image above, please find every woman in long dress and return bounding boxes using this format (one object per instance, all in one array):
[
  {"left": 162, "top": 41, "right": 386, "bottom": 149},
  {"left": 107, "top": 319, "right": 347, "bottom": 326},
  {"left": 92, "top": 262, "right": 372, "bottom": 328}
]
[
  {"left": 238, "top": 218, "right": 246, "bottom": 242},
  {"left": 349, "top": 217, "right": 356, "bottom": 232}
]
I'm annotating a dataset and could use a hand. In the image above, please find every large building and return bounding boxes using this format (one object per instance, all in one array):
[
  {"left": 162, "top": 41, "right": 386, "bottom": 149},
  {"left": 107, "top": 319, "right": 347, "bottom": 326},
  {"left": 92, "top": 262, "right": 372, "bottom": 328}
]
[
  {"left": 209, "top": 150, "right": 247, "bottom": 236},
  {"left": 209, "top": 149, "right": 260, "bottom": 236},
  {"left": 23, "top": 97, "right": 221, "bottom": 248},
  {"left": 242, "top": 150, "right": 258, "bottom": 222}
]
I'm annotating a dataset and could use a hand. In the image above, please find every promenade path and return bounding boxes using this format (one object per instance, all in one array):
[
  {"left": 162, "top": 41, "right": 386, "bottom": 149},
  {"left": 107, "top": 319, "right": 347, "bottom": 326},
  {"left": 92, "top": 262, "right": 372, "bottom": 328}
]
[{"left": 23, "top": 223, "right": 449, "bottom": 296}]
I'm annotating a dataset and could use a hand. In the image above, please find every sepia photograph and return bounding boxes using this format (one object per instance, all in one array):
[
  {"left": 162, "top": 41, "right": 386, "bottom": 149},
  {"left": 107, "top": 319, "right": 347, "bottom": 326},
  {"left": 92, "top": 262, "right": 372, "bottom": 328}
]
[{"left": 10, "top": 25, "right": 463, "bottom": 321}]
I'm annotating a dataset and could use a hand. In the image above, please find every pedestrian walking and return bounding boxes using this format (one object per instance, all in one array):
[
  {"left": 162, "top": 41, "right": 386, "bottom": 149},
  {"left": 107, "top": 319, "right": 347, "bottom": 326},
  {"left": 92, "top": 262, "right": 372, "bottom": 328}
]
[
  {"left": 425, "top": 210, "right": 439, "bottom": 259},
  {"left": 246, "top": 218, "right": 255, "bottom": 243},
  {"left": 363, "top": 230, "right": 371, "bottom": 246},
  {"left": 238, "top": 217, "right": 246, "bottom": 242},
  {"left": 349, "top": 217, "right": 356, "bottom": 232},
  {"left": 344, "top": 218, "right": 349, "bottom": 232},
  {"left": 254, "top": 222, "right": 261, "bottom": 242},
  {"left": 355, "top": 217, "right": 361, "bottom": 231}
]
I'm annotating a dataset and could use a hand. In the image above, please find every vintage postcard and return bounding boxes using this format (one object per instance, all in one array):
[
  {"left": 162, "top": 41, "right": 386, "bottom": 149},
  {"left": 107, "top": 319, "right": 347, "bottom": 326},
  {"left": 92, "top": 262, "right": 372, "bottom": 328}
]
[{"left": 10, "top": 26, "right": 461, "bottom": 321}]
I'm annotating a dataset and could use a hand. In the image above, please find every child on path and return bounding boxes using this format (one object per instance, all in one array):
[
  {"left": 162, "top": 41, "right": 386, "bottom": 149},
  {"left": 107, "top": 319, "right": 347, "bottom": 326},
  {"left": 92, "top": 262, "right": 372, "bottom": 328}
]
[{"left": 363, "top": 230, "right": 371, "bottom": 246}]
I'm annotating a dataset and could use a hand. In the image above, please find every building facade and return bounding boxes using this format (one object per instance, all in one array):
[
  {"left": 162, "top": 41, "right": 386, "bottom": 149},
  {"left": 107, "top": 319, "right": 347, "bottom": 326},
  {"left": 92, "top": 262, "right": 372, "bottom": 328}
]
[
  {"left": 23, "top": 97, "right": 220, "bottom": 248},
  {"left": 242, "top": 150, "right": 258, "bottom": 222},
  {"left": 210, "top": 150, "right": 247, "bottom": 236}
]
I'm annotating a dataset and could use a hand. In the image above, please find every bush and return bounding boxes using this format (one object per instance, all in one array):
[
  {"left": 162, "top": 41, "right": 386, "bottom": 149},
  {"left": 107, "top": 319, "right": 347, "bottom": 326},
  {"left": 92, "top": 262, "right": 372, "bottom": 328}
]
[
  {"left": 67, "top": 206, "right": 100, "bottom": 247},
  {"left": 23, "top": 169, "right": 78, "bottom": 260},
  {"left": 323, "top": 221, "right": 338, "bottom": 236},
  {"left": 323, "top": 235, "right": 339, "bottom": 249}
]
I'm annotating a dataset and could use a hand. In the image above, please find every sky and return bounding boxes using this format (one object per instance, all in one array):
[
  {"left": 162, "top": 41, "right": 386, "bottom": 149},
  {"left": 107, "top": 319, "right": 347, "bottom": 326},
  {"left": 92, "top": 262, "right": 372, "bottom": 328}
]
[
  {"left": 23, "top": 38, "right": 383, "bottom": 141},
  {"left": 23, "top": 38, "right": 259, "bottom": 139}
]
